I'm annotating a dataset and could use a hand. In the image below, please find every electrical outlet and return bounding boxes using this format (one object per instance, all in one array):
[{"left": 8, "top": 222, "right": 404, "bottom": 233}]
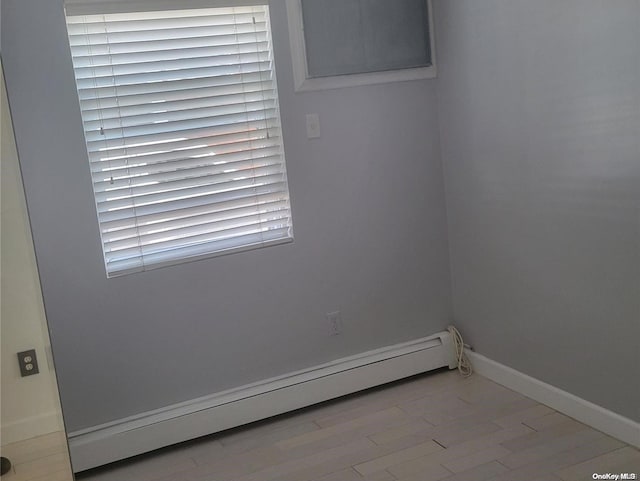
[
  {"left": 326, "top": 311, "right": 342, "bottom": 336},
  {"left": 17, "top": 349, "right": 39, "bottom": 377}
]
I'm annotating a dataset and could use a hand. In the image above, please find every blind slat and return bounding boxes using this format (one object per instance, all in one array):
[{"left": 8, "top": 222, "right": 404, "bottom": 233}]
[
  {"left": 85, "top": 122, "right": 278, "bottom": 154},
  {"left": 94, "top": 164, "right": 284, "bottom": 203},
  {"left": 67, "top": 11, "right": 265, "bottom": 33},
  {"left": 90, "top": 144, "right": 281, "bottom": 175},
  {"left": 68, "top": 22, "right": 268, "bottom": 46},
  {"left": 78, "top": 72, "right": 271, "bottom": 104},
  {"left": 83, "top": 94, "right": 276, "bottom": 129},
  {"left": 84, "top": 108, "right": 277, "bottom": 142},
  {"left": 75, "top": 55, "right": 271, "bottom": 90},
  {"left": 105, "top": 217, "right": 288, "bottom": 260},
  {"left": 104, "top": 210, "right": 289, "bottom": 251},
  {"left": 69, "top": 30, "right": 266, "bottom": 45},
  {"left": 93, "top": 155, "right": 282, "bottom": 191},
  {"left": 66, "top": 5, "right": 292, "bottom": 276},
  {"left": 102, "top": 198, "right": 289, "bottom": 241},
  {"left": 101, "top": 191, "right": 287, "bottom": 232},
  {"left": 76, "top": 62, "right": 272, "bottom": 99},
  {"left": 98, "top": 184, "right": 288, "bottom": 224},
  {"left": 76, "top": 56, "right": 270, "bottom": 83},
  {"left": 88, "top": 134, "right": 281, "bottom": 168},
  {"left": 96, "top": 171, "right": 286, "bottom": 212},
  {"left": 81, "top": 88, "right": 273, "bottom": 122},
  {"left": 71, "top": 43, "right": 270, "bottom": 76},
  {"left": 97, "top": 180, "right": 288, "bottom": 222}
]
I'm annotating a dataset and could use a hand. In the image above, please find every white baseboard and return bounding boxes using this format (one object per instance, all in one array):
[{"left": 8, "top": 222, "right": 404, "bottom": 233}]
[
  {"left": 1, "top": 411, "right": 64, "bottom": 444},
  {"left": 69, "top": 331, "right": 456, "bottom": 472},
  {"left": 467, "top": 351, "right": 640, "bottom": 449}
]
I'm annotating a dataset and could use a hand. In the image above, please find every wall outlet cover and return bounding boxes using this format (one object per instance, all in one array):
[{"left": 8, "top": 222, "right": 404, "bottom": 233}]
[{"left": 17, "top": 349, "right": 39, "bottom": 377}]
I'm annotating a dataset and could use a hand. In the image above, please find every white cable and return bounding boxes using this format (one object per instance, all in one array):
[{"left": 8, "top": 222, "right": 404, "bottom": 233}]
[{"left": 448, "top": 325, "right": 473, "bottom": 377}]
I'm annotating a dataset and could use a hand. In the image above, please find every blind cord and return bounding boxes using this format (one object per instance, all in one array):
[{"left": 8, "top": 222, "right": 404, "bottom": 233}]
[{"left": 448, "top": 325, "right": 473, "bottom": 377}]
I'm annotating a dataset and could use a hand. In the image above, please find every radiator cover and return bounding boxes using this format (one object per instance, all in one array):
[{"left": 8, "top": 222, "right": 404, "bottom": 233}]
[{"left": 69, "top": 331, "right": 455, "bottom": 471}]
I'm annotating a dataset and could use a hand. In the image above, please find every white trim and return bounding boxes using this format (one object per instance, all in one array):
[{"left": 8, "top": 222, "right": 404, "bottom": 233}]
[
  {"left": 69, "top": 332, "right": 456, "bottom": 472},
  {"left": 467, "top": 351, "right": 640, "bottom": 449},
  {"left": 285, "top": 0, "right": 437, "bottom": 92},
  {"left": 64, "top": 0, "right": 267, "bottom": 16},
  {"left": 0, "top": 411, "right": 64, "bottom": 445}
]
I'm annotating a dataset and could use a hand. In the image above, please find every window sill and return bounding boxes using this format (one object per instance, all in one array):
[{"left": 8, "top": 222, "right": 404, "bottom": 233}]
[{"left": 293, "top": 66, "right": 437, "bottom": 93}]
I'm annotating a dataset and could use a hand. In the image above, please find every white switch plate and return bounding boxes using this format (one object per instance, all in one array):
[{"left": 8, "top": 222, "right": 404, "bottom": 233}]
[
  {"left": 306, "top": 113, "right": 321, "bottom": 139},
  {"left": 326, "top": 311, "right": 342, "bottom": 335}
]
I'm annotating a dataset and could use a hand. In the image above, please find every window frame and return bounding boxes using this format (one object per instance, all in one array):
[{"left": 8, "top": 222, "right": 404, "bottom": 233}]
[
  {"left": 285, "top": 0, "right": 437, "bottom": 92},
  {"left": 64, "top": 1, "right": 294, "bottom": 277}
]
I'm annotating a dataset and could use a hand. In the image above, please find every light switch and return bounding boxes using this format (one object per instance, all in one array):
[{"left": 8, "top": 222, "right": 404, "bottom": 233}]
[{"left": 306, "top": 113, "right": 321, "bottom": 139}]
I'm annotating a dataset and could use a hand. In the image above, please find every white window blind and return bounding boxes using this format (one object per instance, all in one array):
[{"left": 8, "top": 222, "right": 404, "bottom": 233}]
[{"left": 65, "top": 5, "right": 293, "bottom": 277}]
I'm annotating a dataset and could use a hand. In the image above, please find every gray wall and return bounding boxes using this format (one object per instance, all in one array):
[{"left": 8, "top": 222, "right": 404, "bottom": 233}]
[
  {"left": 1, "top": 1, "right": 452, "bottom": 431},
  {"left": 435, "top": 0, "right": 640, "bottom": 421}
]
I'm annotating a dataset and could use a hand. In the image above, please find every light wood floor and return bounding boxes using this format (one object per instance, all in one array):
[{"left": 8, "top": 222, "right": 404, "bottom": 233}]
[
  {"left": 69, "top": 369, "right": 638, "bottom": 481},
  {"left": 1, "top": 431, "right": 73, "bottom": 481}
]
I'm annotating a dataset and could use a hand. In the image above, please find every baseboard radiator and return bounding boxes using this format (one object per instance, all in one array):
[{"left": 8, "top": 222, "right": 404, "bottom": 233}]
[{"left": 68, "top": 331, "right": 456, "bottom": 472}]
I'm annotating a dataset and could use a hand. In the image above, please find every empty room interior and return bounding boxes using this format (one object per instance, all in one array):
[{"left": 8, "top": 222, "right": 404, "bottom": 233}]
[{"left": 1, "top": 0, "right": 639, "bottom": 480}]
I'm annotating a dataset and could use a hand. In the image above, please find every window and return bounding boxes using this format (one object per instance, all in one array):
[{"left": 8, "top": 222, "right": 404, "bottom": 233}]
[
  {"left": 286, "top": 0, "right": 436, "bottom": 92},
  {"left": 65, "top": 3, "right": 293, "bottom": 277}
]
